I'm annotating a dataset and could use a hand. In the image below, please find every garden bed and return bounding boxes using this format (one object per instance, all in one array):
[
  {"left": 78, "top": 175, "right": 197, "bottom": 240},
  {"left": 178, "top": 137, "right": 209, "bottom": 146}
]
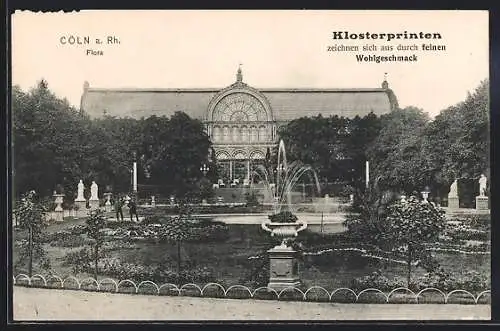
[{"left": 12, "top": 216, "right": 490, "bottom": 294}]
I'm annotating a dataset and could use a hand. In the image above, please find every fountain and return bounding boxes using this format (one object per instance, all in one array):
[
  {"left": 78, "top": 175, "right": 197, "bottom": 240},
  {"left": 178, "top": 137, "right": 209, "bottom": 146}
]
[{"left": 257, "top": 140, "right": 321, "bottom": 290}]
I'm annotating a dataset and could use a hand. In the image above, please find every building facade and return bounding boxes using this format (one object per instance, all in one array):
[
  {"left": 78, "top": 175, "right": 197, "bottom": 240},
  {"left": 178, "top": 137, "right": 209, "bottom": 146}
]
[{"left": 80, "top": 67, "right": 398, "bottom": 183}]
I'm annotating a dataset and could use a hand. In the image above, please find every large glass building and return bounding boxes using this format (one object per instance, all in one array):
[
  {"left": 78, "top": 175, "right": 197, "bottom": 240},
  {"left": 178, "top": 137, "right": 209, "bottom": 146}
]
[{"left": 80, "top": 67, "right": 398, "bottom": 184}]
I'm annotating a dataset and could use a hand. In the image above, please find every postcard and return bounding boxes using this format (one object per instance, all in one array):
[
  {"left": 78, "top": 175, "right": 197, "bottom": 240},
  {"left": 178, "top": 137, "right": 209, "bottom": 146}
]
[{"left": 10, "top": 10, "right": 490, "bottom": 321}]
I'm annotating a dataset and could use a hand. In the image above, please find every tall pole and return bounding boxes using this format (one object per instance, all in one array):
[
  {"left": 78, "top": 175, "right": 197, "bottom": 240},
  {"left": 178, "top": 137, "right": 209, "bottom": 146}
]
[
  {"left": 247, "top": 159, "right": 250, "bottom": 180},
  {"left": 365, "top": 161, "right": 370, "bottom": 189},
  {"left": 229, "top": 160, "right": 233, "bottom": 180},
  {"left": 133, "top": 161, "right": 138, "bottom": 193}
]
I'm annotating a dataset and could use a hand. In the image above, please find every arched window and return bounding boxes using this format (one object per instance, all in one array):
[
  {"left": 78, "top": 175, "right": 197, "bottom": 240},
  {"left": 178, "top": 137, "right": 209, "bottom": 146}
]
[
  {"left": 232, "top": 126, "right": 239, "bottom": 142},
  {"left": 241, "top": 126, "right": 249, "bottom": 142},
  {"left": 250, "top": 126, "right": 258, "bottom": 142},
  {"left": 213, "top": 126, "right": 221, "bottom": 142},
  {"left": 212, "top": 92, "right": 268, "bottom": 123},
  {"left": 259, "top": 125, "right": 267, "bottom": 142}
]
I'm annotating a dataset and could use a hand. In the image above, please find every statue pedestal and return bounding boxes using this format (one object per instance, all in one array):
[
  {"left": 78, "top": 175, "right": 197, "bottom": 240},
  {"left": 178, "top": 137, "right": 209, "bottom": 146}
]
[
  {"left": 447, "top": 195, "right": 459, "bottom": 209},
  {"left": 475, "top": 196, "right": 489, "bottom": 210},
  {"left": 74, "top": 199, "right": 87, "bottom": 218},
  {"left": 267, "top": 245, "right": 301, "bottom": 291},
  {"left": 89, "top": 198, "right": 99, "bottom": 211}
]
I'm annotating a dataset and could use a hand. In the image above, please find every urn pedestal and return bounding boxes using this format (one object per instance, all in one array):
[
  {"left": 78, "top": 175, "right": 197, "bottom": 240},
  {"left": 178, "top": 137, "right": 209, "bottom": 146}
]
[
  {"left": 475, "top": 196, "right": 489, "bottom": 210},
  {"left": 261, "top": 220, "right": 307, "bottom": 292},
  {"left": 267, "top": 244, "right": 301, "bottom": 291},
  {"left": 447, "top": 195, "right": 459, "bottom": 209}
]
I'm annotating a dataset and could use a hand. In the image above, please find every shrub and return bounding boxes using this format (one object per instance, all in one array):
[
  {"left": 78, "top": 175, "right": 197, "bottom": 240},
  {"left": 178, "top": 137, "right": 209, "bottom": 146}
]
[
  {"left": 268, "top": 211, "right": 298, "bottom": 223},
  {"left": 61, "top": 248, "right": 93, "bottom": 274},
  {"left": 239, "top": 253, "right": 269, "bottom": 288},
  {"left": 187, "top": 220, "right": 229, "bottom": 243}
]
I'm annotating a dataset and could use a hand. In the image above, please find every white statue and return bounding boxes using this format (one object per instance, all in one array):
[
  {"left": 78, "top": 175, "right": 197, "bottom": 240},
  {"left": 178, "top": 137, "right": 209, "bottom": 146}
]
[
  {"left": 90, "top": 181, "right": 99, "bottom": 200},
  {"left": 76, "top": 179, "right": 85, "bottom": 200},
  {"left": 479, "top": 174, "right": 487, "bottom": 196},
  {"left": 449, "top": 179, "right": 458, "bottom": 196}
]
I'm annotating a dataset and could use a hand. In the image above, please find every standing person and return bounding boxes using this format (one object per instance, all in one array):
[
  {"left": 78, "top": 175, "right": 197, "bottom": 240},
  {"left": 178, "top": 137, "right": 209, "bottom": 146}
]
[
  {"left": 115, "top": 195, "right": 124, "bottom": 221},
  {"left": 129, "top": 199, "right": 139, "bottom": 222}
]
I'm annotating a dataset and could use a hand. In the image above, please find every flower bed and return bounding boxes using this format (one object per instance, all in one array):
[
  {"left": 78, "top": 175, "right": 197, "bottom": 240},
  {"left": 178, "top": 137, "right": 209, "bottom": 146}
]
[
  {"left": 351, "top": 269, "right": 490, "bottom": 293},
  {"left": 99, "top": 217, "right": 229, "bottom": 243}
]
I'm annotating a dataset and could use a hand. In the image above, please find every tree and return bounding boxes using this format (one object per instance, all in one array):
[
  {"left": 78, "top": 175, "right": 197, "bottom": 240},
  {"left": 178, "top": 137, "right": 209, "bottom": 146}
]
[
  {"left": 85, "top": 116, "right": 143, "bottom": 193},
  {"left": 344, "top": 179, "right": 398, "bottom": 243},
  {"left": 85, "top": 209, "right": 107, "bottom": 279},
  {"left": 278, "top": 114, "right": 382, "bottom": 187},
  {"left": 139, "top": 112, "right": 212, "bottom": 199},
  {"left": 13, "top": 81, "right": 214, "bottom": 202},
  {"left": 158, "top": 213, "right": 196, "bottom": 276},
  {"left": 13, "top": 81, "right": 95, "bottom": 201},
  {"left": 384, "top": 196, "right": 446, "bottom": 287},
  {"left": 366, "top": 107, "right": 431, "bottom": 194},
  {"left": 14, "top": 190, "right": 50, "bottom": 276},
  {"left": 422, "top": 79, "right": 489, "bottom": 196}
]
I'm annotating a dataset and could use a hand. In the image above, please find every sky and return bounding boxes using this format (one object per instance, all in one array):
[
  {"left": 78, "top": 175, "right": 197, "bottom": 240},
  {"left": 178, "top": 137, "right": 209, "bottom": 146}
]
[{"left": 12, "top": 10, "right": 489, "bottom": 117}]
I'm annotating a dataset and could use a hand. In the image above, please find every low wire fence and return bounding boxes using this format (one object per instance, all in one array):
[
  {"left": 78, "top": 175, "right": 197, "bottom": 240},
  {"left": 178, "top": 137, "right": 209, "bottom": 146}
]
[{"left": 13, "top": 274, "right": 490, "bottom": 305}]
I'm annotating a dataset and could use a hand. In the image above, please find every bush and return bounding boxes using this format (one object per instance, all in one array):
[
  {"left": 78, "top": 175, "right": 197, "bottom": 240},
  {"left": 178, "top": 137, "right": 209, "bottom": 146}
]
[
  {"left": 61, "top": 248, "right": 94, "bottom": 274},
  {"left": 268, "top": 211, "right": 298, "bottom": 223},
  {"left": 239, "top": 253, "right": 269, "bottom": 288},
  {"left": 187, "top": 220, "right": 229, "bottom": 243}
]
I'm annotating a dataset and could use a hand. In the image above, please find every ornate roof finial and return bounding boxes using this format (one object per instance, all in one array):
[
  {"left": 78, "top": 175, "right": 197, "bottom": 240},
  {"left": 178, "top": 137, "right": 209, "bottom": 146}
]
[
  {"left": 382, "top": 72, "right": 389, "bottom": 89},
  {"left": 236, "top": 63, "right": 243, "bottom": 82}
]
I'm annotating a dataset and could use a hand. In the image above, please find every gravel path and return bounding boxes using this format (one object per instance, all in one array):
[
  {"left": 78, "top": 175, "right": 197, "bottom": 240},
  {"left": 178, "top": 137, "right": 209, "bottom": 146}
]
[{"left": 13, "top": 287, "right": 490, "bottom": 321}]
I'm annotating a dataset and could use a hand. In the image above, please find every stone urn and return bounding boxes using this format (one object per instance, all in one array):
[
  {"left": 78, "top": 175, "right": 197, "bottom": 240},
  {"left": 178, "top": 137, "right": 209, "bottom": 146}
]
[
  {"left": 52, "top": 193, "right": 65, "bottom": 222},
  {"left": 53, "top": 193, "right": 65, "bottom": 212},
  {"left": 104, "top": 192, "right": 113, "bottom": 212},
  {"left": 261, "top": 220, "right": 307, "bottom": 248}
]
